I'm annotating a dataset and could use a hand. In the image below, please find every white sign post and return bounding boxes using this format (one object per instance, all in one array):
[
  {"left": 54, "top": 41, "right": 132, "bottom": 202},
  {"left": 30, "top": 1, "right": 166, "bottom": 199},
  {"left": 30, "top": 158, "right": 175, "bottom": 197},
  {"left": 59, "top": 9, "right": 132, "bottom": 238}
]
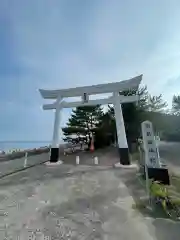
[
  {"left": 141, "top": 120, "right": 161, "bottom": 199},
  {"left": 24, "top": 152, "right": 28, "bottom": 168},
  {"left": 141, "top": 121, "right": 160, "bottom": 168}
]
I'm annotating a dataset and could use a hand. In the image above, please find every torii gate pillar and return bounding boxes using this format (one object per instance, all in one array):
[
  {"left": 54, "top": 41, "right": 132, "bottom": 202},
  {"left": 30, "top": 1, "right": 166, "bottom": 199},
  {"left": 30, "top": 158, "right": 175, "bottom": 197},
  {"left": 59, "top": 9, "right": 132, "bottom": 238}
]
[
  {"left": 39, "top": 74, "right": 142, "bottom": 165},
  {"left": 114, "top": 92, "right": 130, "bottom": 164},
  {"left": 50, "top": 105, "right": 61, "bottom": 162}
]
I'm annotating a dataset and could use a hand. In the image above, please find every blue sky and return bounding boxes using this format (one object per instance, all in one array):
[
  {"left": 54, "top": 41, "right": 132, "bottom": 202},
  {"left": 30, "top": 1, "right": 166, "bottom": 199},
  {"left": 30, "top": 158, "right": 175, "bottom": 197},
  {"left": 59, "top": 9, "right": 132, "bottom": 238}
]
[{"left": 1, "top": 0, "right": 180, "bottom": 145}]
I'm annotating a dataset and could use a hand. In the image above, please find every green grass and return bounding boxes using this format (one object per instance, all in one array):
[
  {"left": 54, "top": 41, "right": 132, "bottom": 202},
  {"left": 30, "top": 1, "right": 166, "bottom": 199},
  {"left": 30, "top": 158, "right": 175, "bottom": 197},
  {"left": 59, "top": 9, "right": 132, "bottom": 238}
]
[
  {"left": 168, "top": 173, "right": 180, "bottom": 201},
  {"left": 129, "top": 160, "right": 180, "bottom": 219},
  {"left": 133, "top": 173, "right": 180, "bottom": 216},
  {"left": 171, "top": 198, "right": 180, "bottom": 205}
]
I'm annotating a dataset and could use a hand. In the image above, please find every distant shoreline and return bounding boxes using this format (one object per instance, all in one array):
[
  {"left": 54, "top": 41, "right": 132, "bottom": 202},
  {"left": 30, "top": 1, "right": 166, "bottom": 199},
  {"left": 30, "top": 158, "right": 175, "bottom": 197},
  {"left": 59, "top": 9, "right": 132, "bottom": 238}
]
[
  {"left": 0, "top": 141, "right": 64, "bottom": 153},
  {"left": 0, "top": 142, "right": 81, "bottom": 156}
]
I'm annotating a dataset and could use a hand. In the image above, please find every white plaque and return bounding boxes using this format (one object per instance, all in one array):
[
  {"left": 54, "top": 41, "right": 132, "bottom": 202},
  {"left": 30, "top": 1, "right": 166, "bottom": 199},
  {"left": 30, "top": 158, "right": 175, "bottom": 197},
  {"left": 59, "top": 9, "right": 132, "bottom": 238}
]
[
  {"left": 82, "top": 93, "right": 89, "bottom": 103},
  {"left": 141, "top": 120, "right": 160, "bottom": 168}
]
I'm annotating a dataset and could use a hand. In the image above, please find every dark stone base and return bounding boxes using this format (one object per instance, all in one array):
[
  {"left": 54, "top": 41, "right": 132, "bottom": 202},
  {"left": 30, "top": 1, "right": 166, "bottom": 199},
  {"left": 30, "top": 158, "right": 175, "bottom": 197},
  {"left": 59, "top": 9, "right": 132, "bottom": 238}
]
[
  {"left": 142, "top": 166, "right": 170, "bottom": 185},
  {"left": 118, "top": 148, "right": 130, "bottom": 165},
  {"left": 50, "top": 148, "right": 59, "bottom": 163},
  {"left": 148, "top": 167, "right": 170, "bottom": 185}
]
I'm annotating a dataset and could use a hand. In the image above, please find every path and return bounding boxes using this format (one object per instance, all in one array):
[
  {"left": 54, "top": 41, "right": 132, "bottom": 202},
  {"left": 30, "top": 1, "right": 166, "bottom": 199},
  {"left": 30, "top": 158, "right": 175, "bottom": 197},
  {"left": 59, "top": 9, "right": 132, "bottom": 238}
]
[
  {"left": 0, "top": 153, "right": 153, "bottom": 240},
  {"left": 0, "top": 147, "right": 179, "bottom": 239}
]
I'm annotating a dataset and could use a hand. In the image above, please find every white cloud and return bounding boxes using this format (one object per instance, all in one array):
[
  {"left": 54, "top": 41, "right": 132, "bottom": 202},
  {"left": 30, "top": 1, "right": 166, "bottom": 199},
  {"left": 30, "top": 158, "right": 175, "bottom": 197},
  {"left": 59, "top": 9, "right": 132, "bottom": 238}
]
[{"left": 2, "top": 0, "right": 180, "bottom": 143}]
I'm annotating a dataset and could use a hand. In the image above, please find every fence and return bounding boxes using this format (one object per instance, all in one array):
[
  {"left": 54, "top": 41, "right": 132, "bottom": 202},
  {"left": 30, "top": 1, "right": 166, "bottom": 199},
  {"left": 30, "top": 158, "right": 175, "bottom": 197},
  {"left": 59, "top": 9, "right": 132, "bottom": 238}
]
[{"left": 0, "top": 141, "right": 51, "bottom": 178}]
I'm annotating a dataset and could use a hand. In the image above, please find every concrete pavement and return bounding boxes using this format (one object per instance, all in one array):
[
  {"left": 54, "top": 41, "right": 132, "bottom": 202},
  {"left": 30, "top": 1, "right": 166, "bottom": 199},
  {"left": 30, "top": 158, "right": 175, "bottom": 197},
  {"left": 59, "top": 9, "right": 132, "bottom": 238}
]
[
  {"left": 0, "top": 152, "right": 49, "bottom": 178},
  {"left": 0, "top": 148, "right": 179, "bottom": 239},
  {"left": 0, "top": 164, "right": 156, "bottom": 240}
]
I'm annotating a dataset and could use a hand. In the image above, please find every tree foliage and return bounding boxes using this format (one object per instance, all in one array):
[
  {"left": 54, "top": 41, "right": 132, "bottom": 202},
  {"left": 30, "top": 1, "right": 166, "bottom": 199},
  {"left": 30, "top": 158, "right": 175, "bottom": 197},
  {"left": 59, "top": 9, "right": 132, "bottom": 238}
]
[
  {"left": 62, "top": 105, "right": 103, "bottom": 144},
  {"left": 136, "top": 86, "right": 167, "bottom": 112},
  {"left": 62, "top": 85, "right": 170, "bottom": 149},
  {"left": 148, "top": 95, "right": 167, "bottom": 112},
  {"left": 162, "top": 95, "right": 180, "bottom": 141},
  {"left": 172, "top": 95, "right": 180, "bottom": 115}
]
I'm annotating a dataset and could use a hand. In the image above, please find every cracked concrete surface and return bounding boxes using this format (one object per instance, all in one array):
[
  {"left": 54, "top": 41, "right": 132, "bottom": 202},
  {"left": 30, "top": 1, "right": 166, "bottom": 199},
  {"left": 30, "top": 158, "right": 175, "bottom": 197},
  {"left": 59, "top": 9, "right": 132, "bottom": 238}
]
[{"left": 0, "top": 150, "right": 179, "bottom": 239}]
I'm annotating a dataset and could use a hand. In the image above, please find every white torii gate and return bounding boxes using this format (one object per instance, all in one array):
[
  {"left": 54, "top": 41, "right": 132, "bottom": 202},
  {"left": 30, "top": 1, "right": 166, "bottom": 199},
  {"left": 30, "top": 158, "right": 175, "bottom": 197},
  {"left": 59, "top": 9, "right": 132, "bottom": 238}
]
[{"left": 39, "top": 74, "right": 142, "bottom": 165}]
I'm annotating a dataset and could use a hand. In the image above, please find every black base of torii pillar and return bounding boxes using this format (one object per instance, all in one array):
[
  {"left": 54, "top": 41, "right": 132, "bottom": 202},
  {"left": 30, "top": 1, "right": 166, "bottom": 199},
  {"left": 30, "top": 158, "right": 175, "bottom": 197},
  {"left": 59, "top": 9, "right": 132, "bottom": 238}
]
[
  {"left": 118, "top": 147, "right": 130, "bottom": 165},
  {"left": 50, "top": 148, "right": 59, "bottom": 162},
  {"left": 49, "top": 102, "right": 61, "bottom": 163}
]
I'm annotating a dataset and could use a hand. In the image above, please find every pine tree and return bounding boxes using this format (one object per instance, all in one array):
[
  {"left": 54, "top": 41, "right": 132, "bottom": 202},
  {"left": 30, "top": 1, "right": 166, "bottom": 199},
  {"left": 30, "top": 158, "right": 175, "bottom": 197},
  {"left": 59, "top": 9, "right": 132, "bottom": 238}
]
[
  {"left": 148, "top": 95, "right": 167, "bottom": 112},
  {"left": 172, "top": 95, "right": 180, "bottom": 115},
  {"left": 62, "top": 105, "right": 103, "bottom": 145}
]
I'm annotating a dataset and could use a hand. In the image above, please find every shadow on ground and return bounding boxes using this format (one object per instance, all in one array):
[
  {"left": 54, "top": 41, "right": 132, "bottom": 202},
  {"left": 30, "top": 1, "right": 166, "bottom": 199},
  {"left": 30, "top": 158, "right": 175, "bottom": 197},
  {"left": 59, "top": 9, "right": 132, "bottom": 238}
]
[
  {"left": 117, "top": 169, "right": 180, "bottom": 240},
  {"left": 124, "top": 174, "right": 169, "bottom": 219},
  {"left": 39, "top": 189, "right": 124, "bottom": 239},
  {"left": 0, "top": 147, "right": 120, "bottom": 189},
  {"left": 0, "top": 164, "right": 121, "bottom": 189}
]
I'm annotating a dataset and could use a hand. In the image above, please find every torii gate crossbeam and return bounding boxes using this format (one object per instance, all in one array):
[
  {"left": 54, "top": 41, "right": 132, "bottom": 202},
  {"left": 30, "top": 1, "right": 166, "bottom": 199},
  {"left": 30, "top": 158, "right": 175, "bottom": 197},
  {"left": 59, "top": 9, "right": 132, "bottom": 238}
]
[{"left": 39, "top": 74, "right": 142, "bottom": 165}]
